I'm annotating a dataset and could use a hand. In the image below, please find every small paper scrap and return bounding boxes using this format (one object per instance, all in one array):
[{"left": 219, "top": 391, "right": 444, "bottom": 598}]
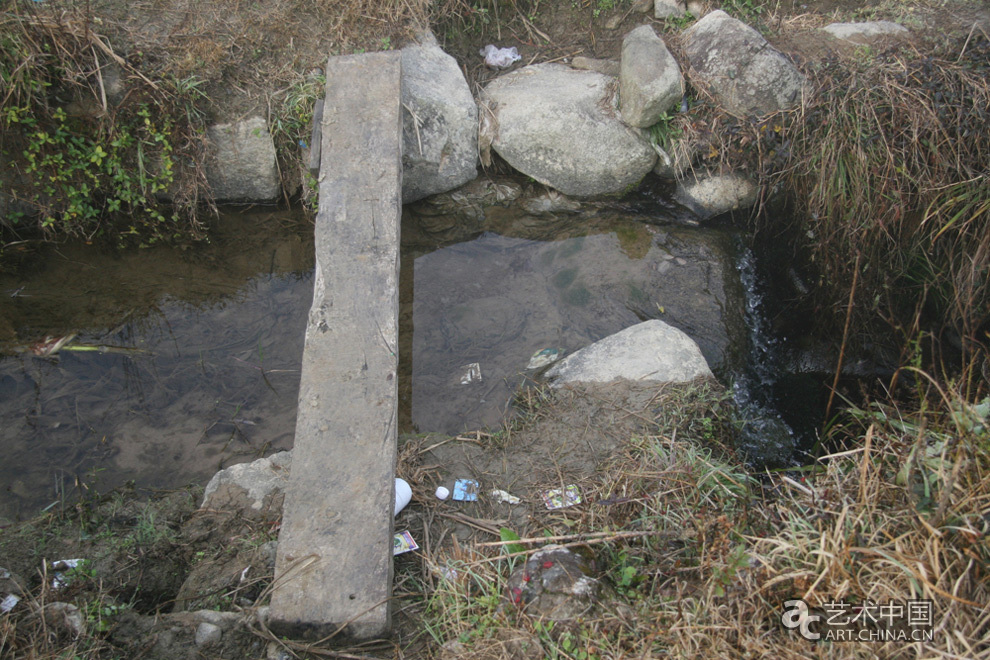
[
  {"left": 527, "top": 348, "right": 563, "bottom": 370},
  {"left": 542, "top": 485, "right": 582, "bottom": 510},
  {"left": 453, "top": 479, "right": 479, "bottom": 501},
  {"left": 393, "top": 530, "right": 419, "bottom": 555},
  {"left": 491, "top": 489, "right": 521, "bottom": 504},
  {"left": 1, "top": 594, "right": 19, "bottom": 613},
  {"left": 459, "top": 362, "right": 482, "bottom": 385}
]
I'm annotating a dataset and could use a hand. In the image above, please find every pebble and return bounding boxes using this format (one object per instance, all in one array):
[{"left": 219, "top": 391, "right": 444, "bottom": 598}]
[{"left": 195, "top": 622, "right": 222, "bottom": 647}]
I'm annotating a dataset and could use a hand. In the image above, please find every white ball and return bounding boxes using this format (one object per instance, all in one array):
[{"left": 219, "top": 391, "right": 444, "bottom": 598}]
[{"left": 394, "top": 478, "right": 412, "bottom": 516}]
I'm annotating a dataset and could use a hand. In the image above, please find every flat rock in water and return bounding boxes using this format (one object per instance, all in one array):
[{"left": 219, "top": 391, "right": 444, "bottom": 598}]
[
  {"left": 673, "top": 173, "right": 759, "bottom": 220},
  {"left": 481, "top": 64, "right": 656, "bottom": 197},
  {"left": 545, "top": 319, "right": 713, "bottom": 385},
  {"left": 682, "top": 11, "right": 808, "bottom": 117},
  {"left": 400, "top": 31, "right": 478, "bottom": 203},
  {"left": 408, "top": 224, "right": 746, "bottom": 434}
]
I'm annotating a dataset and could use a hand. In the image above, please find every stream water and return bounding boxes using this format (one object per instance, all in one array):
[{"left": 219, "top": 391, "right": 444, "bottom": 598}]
[
  {"left": 0, "top": 209, "right": 315, "bottom": 521},
  {"left": 0, "top": 186, "right": 811, "bottom": 521}
]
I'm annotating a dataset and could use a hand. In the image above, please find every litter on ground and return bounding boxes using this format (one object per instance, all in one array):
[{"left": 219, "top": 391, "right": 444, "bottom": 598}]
[
  {"left": 491, "top": 489, "right": 522, "bottom": 504},
  {"left": 393, "top": 530, "right": 419, "bottom": 555},
  {"left": 453, "top": 479, "right": 480, "bottom": 501},
  {"left": 542, "top": 485, "right": 582, "bottom": 509},
  {"left": 480, "top": 44, "right": 521, "bottom": 68}
]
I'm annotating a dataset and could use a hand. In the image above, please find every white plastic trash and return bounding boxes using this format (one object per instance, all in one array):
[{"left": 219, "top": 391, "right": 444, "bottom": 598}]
[
  {"left": 480, "top": 45, "right": 521, "bottom": 68},
  {"left": 395, "top": 478, "right": 412, "bottom": 516},
  {"left": 435, "top": 486, "right": 450, "bottom": 500}
]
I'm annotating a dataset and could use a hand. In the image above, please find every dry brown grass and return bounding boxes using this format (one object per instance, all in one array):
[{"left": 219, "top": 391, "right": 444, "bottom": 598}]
[
  {"left": 675, "top": 34, "right": 990, "bottom": 357},
  {"left": 396, "top": 380, "right": 990, "bottom": 659}
]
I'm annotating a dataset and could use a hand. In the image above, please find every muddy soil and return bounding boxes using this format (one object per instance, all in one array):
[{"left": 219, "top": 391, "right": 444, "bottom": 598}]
[{"left": 1, "top": 378, "right": 735, "bottom": 660}]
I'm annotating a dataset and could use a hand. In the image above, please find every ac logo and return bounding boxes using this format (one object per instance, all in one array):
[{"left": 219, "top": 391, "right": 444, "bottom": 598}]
[{"left": 782, "top": 599, "right": 820, "bottom": 640}]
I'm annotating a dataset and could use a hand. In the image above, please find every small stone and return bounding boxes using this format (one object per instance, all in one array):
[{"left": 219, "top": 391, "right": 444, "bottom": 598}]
[
  {"left": 674, "top": 173, "right": 759, "bottom": 220},
  {"left": 822, "top": 20, "right": 909, "bottom": 44},
  {"left": 546, "top": 320, "right": 713, "bottom": 385},
  {"left": 202, "top": 451, "right": 292, "bottom": 514},
  {"left": 44, "top": 603, "right": 86, "bottom": 638},
  {"left": 193, "top": 609, "right": 240, "bottom": 628},
  {"left": 682, "top": 10, "right": 808, "bottom": 116},
  {"left": 255, "top": 606, "right": 270, "bottom": 627},
  {"left": 204, "top": 117, "right": 280, "bottom": 203},
  {"left": 195, "top": 622, "right": 222, "bottom": 647},
  {"left": 631, "top": 0, "right": 654, "bottom": 12},
  {"left": 267, "top": 641, "right": 292, "bottom": 660},
  {"left": 505, "top": 546, "right": 604, "bottom": 621},
  {"left": 259, "top": 540, "right": 278, "bottom": 568},
  {"left": 655, "top": 0, "right": 685, "bottom": 19},
  {"left": 570, "top": 56, "right": 621, "bottom": 77}
]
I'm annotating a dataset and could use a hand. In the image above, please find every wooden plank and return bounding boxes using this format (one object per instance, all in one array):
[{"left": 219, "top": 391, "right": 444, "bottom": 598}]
[{"left": 269, "top": 51, "right": 402, "bottom": 641}]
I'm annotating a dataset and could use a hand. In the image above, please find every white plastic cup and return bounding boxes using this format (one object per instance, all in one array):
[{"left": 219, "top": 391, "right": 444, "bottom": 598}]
[{"left": 395, "top": 478, "right": 412, "bottom": 516}]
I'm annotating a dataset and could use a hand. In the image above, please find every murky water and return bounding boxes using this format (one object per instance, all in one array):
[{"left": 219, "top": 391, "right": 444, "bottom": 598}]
[
  {"left": 402, "top": 218, "right": 745, "bottom": 434},
  {"left": 0, "top": 182, "right": 783, "bottom": 519},
  {"left": 0, "top": 209, "right": 314, "bottom": 521}
]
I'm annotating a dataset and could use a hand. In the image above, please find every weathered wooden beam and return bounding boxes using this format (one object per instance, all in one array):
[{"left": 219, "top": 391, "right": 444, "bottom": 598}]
[{"left": 269, "top": 51, "right": 402, "bottom": 641}]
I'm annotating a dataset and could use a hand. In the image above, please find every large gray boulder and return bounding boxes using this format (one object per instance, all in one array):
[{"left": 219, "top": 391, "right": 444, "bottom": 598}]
[
  {"left": 205, "top": 116, "right": 280, "bottom": 203},
  {"left": 822, "top": 21, "right": 909, "bottom": 44},
  {"left": 620, "top": 25, "right": 684, "bottom": 128},
  {"left": 480, "top": 64, "right": 657, "bottom": 197},
  {"left": 682, "top": 11, "right": 807, "bottom": 117},
  {"left": 400, "top": 32, "right": 478, "bottom": 203},
  {"left": 674, "top": 172, "right": 759, "bottom": 220},
  {"left": 546, "top": 320, "right": 713, "bottom": 385}
]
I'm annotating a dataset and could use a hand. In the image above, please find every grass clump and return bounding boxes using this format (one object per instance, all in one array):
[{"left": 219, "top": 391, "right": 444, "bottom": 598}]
[
  {"left": 779, "top": 45, "right": 990, "bottom": 347},
  {"left": 671, "top": 36, "right": 989, "bottom": 365},
  {"left": 713, "top": 37, "right": 990, "bottom": 362}
]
